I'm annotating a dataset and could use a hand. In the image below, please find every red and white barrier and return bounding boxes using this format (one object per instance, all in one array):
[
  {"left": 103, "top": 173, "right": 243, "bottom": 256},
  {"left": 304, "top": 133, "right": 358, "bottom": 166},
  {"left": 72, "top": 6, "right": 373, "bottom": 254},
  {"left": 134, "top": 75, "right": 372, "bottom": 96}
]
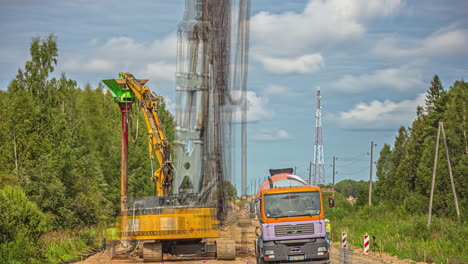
[
  {"left": 364, "top": 234, "right": 370, "bottom": 254},
  {"left": 342, "top": 231, "right": 347, "bottom": 248}
]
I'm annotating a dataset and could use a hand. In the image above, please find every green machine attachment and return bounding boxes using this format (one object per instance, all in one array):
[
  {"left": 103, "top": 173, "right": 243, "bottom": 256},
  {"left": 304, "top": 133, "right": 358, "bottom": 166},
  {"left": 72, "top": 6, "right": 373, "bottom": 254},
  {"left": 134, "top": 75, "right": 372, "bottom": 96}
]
[{"left": 102, "top": 73, "right": 136, "bottom": 103}]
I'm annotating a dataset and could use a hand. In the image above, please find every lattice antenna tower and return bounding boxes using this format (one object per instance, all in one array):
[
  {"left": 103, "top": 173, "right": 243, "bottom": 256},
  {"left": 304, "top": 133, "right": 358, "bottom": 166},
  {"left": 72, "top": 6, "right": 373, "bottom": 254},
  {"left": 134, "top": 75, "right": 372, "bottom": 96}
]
[{"left": 313, "top": 87, "right": 326, "bottom": 186}]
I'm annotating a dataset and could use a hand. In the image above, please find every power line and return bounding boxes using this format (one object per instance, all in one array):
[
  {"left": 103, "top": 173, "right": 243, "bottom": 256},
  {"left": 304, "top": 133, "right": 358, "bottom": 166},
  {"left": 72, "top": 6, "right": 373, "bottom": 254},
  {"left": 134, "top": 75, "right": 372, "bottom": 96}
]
[
  {"left": 337, "top": 152, "right": 368, "bottom": 165},
  {"left": 337, "top": 166, "right": 369, "bottom": 176}
]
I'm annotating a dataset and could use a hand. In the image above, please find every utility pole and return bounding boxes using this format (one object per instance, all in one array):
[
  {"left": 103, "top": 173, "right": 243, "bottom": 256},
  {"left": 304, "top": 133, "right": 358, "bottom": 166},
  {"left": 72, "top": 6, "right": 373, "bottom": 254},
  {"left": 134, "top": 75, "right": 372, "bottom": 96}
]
[
  {"left": 332, "top": 156, "right": 336, "bottom": 196},
  {"left": 308, "top": 161, "right": 312, "bottom": 185},
  {"left": 294, "top": 166, "right": 297, "bottom": 175},
  {"left": 369, "top": 141, "right": 375, "bottom": 206},
  {"left": 428, "top": 123, "right": 441, "bottom": 229},
  {"left": 441, "top": 122, "right": 460, "bottom": 220},
  {"left": 257, "top": 178, "right": 261, "bottom": 195},
  {"left": 428, "top": 121, "right": 460, "bottom": 230}
]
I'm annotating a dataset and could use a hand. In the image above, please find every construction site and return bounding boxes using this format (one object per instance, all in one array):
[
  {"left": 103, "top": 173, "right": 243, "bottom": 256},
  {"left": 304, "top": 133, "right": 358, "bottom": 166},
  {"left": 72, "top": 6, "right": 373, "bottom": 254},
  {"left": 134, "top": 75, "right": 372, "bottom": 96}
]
[
  {"left": 82, "top": 1, "right": 427, "bottom": 263},
  {"left": 94, "top": 0, "right": 336, "bottom": 263},
  {"left": 1, "top": 0, "right": 466, "bottom": 264}
]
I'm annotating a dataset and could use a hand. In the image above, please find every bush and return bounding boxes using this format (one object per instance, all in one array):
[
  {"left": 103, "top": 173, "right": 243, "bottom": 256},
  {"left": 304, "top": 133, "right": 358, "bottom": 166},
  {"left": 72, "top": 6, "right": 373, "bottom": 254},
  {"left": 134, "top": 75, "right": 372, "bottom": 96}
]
[{"left": 0, "top": 186, "right": 49, "bottom": 263}]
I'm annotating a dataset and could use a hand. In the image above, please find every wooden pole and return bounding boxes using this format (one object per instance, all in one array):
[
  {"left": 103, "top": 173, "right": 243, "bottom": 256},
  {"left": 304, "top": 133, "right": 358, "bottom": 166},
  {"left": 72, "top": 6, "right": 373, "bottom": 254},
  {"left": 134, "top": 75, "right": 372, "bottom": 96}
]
[
  {"left": 440, "top": 122, "right": 461, "bottom": 220},
  {"left": 427, "top": 121, "right": 441, "bottom": 230},
  {"left": 332, "top": 156, "right": 336, "bottom": 196},
  {"left": 369, "top": 141, "right": 374, "bottom": 206}
]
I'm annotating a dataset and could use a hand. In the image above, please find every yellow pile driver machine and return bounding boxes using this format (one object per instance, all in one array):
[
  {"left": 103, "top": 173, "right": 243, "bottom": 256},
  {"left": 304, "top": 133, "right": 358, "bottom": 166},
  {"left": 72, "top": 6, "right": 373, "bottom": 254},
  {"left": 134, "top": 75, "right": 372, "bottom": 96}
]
[
  {"left": 102, "top": 0, "right": 251, "bottom": 261},
  {"left": 103, "top": 72, "right": 235, "bottom": 262}
]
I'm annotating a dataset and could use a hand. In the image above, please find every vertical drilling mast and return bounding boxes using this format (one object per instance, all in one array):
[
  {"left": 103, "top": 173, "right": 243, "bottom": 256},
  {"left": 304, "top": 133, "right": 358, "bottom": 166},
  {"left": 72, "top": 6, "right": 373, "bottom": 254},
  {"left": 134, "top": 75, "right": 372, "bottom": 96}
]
[
  {"left": 102, "top": 0, "right": 250, "bottom": 261},
  {"left": 174, "top": 0, "right": 250, "bottom": 219}
]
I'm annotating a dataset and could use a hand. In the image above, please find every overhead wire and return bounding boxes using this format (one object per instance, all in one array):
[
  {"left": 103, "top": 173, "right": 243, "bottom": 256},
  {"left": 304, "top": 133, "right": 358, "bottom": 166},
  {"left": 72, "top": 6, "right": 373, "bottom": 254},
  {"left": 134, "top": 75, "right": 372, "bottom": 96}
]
[{"left": 337, "top": 166, "right": 369, "bottom": 176}]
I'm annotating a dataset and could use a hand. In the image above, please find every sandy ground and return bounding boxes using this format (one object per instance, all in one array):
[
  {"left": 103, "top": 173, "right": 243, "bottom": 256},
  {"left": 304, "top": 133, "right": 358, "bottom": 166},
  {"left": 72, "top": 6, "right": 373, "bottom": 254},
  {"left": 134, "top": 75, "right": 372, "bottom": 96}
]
[{"left": 76, "top": 211, "right": 427, "bottom": 264}]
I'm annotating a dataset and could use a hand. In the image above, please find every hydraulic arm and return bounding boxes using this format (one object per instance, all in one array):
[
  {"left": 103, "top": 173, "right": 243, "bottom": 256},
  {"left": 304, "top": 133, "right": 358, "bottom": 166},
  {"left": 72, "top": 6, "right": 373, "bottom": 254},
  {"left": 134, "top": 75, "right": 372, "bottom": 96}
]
[{"left": 103, "top": 72, "right": 174, "bottom": 197}]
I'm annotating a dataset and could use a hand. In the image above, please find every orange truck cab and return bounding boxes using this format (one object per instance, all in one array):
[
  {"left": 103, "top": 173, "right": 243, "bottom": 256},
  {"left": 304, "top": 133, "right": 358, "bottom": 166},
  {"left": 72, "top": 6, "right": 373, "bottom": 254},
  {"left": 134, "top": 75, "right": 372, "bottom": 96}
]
[{"left": 250, "top": 169, "right": 331, "bottom": 264}]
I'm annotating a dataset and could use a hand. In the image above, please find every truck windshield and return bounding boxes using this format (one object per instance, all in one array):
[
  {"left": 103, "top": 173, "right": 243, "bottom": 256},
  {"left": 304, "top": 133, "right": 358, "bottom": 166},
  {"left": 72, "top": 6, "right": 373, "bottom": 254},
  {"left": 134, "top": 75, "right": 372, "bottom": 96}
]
[{"left": 264, "top": 191, "right": 321, "bottom": 218}]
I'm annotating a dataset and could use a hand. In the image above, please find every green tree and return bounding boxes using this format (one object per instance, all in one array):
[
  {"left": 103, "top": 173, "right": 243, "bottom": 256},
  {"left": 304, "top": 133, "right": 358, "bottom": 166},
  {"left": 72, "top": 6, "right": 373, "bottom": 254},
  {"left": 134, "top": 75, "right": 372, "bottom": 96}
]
[
  {"left": 0, "top": 186, "right": 48, "bottom": 263},
  {"left": 425, "top": 74, "right": 444, "bottom": 112},
  {"left": 335, "top": 179, "right": 367, "bottom": 198},
  {"left": 375, "top": 144, "right": 393, "bottom": 202},
  {"left": 375, "top": 76, "right": 467, "bottom": 218},
  {"left": 223, "top": 180, "right": 237, "bottom": 201}
]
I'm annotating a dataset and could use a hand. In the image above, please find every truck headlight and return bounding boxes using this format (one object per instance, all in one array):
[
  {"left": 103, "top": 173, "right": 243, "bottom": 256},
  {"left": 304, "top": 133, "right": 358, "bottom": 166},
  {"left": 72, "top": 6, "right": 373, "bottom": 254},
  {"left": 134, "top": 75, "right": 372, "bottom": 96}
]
[
  {"left": 318, "top": 247, "right": 327, "bottom": 252},
  {"left": 265, "top": 250, "right": 274, "bottom": 255}
]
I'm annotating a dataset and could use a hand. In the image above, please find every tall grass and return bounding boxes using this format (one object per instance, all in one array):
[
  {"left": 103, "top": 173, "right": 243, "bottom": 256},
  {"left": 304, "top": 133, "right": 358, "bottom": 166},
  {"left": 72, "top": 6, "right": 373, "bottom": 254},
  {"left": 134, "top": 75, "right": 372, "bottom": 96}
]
[
  {"left": 327, "top": 199, "right": 467, "bottom": 263},
  {"left": 41, "top": 227, "right": 102, "bottom": 263}
]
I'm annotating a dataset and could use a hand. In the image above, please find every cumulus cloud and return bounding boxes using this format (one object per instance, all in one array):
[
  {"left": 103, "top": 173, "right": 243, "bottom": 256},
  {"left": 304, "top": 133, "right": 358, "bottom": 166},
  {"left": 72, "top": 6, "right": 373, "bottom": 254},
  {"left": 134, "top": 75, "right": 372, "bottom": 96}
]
[
  {"left": 62, "top": 58, "right": 114, "bottom": 73},
  {"left": 163, "top": 97, "right": 176, "bottom": 114},
  {"left": 252, "top": 129, "right": 292, "bottom": 141},
  {"left": 256, "top": 54, "right": 324, "bottom": 75},
  {"left": 374, "top": 25, "right": 468, "bottom": 59},
  {"left": 141, "top": 61, "right": 176, "bottom": 81},
  {"left": 149, "top": 33, "right": 178, "bottom": 58},
  {"left": 328, "top": 65, "right": 424, "bottom": 93},
  {"left": 60, "top": 33, "right": 177, "bottom": 76},
  {"left": 328, "top": 93, "right": 425, "bottom": 129},
  {"left": 232, "top": 91, "right": 272, "bottom": 122},
  {"left": 250, "top": 0, "right": 403, "bottom": 57}
]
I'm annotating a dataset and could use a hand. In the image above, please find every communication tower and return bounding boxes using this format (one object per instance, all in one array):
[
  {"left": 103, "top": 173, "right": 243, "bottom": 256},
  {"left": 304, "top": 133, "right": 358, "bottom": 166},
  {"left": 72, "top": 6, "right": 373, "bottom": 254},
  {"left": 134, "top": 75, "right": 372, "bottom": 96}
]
[{"left": 313, "top": 87, "right": 326, "bottom": 186}]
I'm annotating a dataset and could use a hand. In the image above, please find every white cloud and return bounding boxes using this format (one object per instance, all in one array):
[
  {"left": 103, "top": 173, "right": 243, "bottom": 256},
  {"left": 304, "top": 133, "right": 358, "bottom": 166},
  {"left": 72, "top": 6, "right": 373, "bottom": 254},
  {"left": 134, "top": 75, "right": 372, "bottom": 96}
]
[
  {"left": 328, "top": 93, "right": 425, "bottom": 129},
  {"left": 252, "top": 129, "right": 292, "bottom": 141},
  {"left": 328, "top": 65, "right": 424, "bottom": 93},
  {"left": 149, "top": 33, "right": 177, "bottom": 58},
  {"left": 141, "top": 61, "right": 176, "bottom": 81},
  {"left": 374, "top": 26, "right": 468, "bottom": 59},
  {"left": 61, "top": 33, "right": 177, "bottom": 76},
  {"left": 232, "top": 91, "right": 272, "bottom": 122},
  {"left": 256, "top": 54, "right": 324, "bottom": 75},
  {"left": 62, "top": 58, "right": 114, "bottom": 73},
  {"left": 251, "top": 0, "right": 403, "bottom": 57},
  {"left": 163, "top": 97, "right": 175, "bottom": 114}
]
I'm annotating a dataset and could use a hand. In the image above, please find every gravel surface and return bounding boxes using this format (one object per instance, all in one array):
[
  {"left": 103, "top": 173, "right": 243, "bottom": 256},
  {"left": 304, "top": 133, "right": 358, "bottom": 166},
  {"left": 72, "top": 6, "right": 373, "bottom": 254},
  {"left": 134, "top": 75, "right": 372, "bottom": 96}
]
[{"left": 76, "top": 210, "right": 427, "bottom": 264}]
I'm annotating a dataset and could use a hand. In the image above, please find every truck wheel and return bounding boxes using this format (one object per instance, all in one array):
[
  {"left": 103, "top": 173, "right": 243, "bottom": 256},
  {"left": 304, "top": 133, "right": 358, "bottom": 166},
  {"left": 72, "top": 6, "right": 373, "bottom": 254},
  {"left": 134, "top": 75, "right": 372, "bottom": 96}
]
[
  {"left": 143, "top": 242, "right": 162, "bottom": 262},
  {"left": 216, "top": 240, "right": 236, "bottom": 260}
]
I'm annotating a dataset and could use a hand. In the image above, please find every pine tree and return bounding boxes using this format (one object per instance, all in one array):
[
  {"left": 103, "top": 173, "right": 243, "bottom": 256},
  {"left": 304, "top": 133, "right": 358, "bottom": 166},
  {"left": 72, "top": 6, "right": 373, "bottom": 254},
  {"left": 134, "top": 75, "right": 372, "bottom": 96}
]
[
  {"left": 375, "top": 144, "right": 393, "bottom": 202},
  {"left": 425, "top": 74, "right": 444, "bottom": 112}
]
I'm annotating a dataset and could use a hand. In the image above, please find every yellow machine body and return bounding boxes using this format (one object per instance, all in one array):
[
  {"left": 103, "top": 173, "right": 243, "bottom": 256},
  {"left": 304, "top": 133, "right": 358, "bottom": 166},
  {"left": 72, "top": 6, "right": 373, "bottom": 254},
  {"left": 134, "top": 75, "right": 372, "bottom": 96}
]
[{"left": 118, "top": 207, "right": 220, "bottom": 241}]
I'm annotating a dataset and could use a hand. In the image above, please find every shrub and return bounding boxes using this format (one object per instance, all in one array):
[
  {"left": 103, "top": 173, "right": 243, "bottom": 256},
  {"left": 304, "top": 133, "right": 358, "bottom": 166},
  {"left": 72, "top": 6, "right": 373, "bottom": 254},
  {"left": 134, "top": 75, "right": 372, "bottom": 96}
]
[{"left": 0, "top": 186, "right": 49, "bottom": 263}]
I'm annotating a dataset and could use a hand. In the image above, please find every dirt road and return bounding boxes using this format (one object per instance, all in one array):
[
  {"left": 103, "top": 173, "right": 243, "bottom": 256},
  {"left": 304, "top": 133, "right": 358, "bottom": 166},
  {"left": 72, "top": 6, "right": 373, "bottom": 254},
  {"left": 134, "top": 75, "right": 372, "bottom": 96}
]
[
  {"left": 79, "top": 245, "right": 425, "bottom": 264},
  {"left": 77, "top": 211, "right": 425, "bottom": 264}
]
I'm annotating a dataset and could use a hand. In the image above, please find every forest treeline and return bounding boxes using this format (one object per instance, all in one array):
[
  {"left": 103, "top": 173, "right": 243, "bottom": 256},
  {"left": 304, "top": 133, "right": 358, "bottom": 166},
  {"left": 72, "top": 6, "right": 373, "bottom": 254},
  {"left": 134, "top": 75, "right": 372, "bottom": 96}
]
[
  {"left": 0, "top": 35, "right": 175, "bottom": 262},
  {"left": 329, "top": 76, "right": 467, "bottom": 262},
  {"left": 371, "top": 75, "right": 467, "bottom": 218}
]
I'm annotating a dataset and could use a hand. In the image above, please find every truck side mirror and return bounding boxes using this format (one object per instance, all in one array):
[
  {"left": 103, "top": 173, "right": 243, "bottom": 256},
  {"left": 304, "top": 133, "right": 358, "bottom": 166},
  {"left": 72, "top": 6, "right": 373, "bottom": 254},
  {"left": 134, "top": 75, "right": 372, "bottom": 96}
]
[
  {"left": 249, "top": 202, "right": 255, "bottom": 218},
  {"left": 328, "top": 196, "right": 335, "bottom": 208}
]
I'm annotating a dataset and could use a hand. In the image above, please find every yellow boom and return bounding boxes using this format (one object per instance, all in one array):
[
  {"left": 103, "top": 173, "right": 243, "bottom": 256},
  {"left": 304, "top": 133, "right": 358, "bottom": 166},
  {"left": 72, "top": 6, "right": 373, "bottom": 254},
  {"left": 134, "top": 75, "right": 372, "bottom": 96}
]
[{"left": 119, "top": 72, "right": 174, "bottom": 197}]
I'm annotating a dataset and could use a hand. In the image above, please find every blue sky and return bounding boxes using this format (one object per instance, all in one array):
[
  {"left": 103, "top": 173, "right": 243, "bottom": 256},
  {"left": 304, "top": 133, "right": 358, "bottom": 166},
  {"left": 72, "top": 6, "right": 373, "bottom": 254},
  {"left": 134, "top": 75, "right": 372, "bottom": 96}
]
[{"left": 1, "top": 0, "right": 467, "bottom": 193}]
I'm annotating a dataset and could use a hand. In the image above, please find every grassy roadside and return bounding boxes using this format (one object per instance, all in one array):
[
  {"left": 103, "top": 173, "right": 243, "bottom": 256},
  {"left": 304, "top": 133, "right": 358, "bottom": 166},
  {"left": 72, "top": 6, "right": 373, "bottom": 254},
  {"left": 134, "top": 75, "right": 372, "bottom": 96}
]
[
  {"left": 325, "top": 194, "right": 468, "bottom": 263},
  {"left": 41, "top": 227, "right": 102, "bottom": 263}
]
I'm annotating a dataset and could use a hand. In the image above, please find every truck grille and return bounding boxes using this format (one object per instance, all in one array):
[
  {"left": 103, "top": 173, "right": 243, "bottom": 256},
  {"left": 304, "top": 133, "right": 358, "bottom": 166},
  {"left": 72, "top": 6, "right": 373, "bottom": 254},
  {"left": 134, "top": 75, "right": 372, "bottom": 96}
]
[{"left": 274, "top": 224, "right": 315, "bottom": 237}]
